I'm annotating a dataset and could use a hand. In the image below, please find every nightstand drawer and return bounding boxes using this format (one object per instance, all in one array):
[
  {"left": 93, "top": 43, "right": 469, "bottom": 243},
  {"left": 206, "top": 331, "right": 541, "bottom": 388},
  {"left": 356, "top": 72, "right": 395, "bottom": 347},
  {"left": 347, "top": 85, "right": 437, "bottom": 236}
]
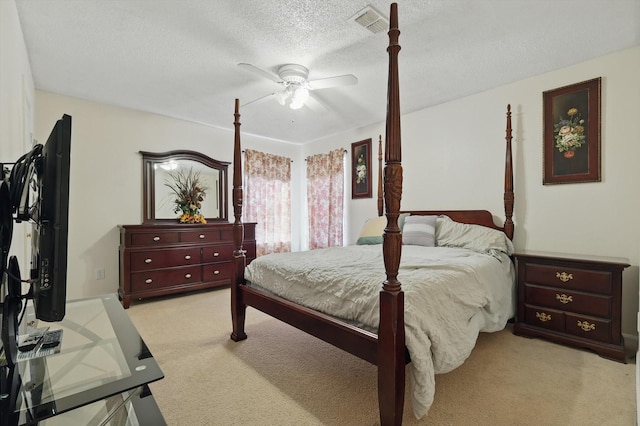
[
  {"left": 523, "top": 263, "right": 611, "bottom": 294},
  {"left": 524, "top": 284, "right": 611, "bottom": 317},
  {"left": 524, "top": 305, "right": 565, "bottom": 332},
  {"left": 565, "top": 313, "right": 611, "bottom": 343},
  {"left": 513, "top": 251, "right": 629, "bottom": 363}
]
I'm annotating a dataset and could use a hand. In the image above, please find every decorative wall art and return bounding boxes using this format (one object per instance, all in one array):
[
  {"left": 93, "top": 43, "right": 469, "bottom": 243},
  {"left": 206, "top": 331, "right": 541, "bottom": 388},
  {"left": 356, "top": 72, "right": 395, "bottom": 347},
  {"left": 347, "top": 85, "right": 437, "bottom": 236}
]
[
  {"left": 351, "top": 138, "right": 372, "bottom": 198},
  {"left": 543, "top": 77, "right": 601, "bottom": 184}
]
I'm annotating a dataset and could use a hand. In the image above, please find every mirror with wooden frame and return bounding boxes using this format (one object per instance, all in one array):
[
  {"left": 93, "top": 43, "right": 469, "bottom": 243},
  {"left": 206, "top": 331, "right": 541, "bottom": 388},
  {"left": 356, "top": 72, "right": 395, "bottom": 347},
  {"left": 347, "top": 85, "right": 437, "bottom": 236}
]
[{"left": 140, "top": 150, "right": 229, "bottom": 223}]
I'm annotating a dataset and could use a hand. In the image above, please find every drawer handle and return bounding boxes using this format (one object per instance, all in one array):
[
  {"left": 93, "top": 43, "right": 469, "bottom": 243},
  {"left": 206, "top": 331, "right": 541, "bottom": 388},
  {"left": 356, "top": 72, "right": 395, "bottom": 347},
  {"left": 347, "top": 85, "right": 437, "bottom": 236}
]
[
  {"left": 144, "top": 258, "right": 152, "bottom": 264},
  {"left": 213, "top": 252, "right": 220, "bottom": 257},
  {"left": 153, "top": 236, "right": 160, "bottom": 241},
  {"left": 556, "top": 272, "right": 573, "bottom": 282},
  {"left": 145, "top": 278, "right": 153, "bottom": 284},
  {"left": 213, "top": 270, "right": 220, "bottom": 275},
  {"left": 185, "top": 273, "right": 192, "bottom": 279},
  {"left": 577, "top": 320, "right": 596, "bottom": 332},
  {"left": 199, "top": 234, "right": 205, "bottom": 239},
  {"left": 536, "top": 312, "right": 552, "bottom": 322},
  {"left": 185, "top": 255, "right": 191, "bottom": 260},
  {"left": 556, "top": 293, "right": 573, "bottom": 304}
]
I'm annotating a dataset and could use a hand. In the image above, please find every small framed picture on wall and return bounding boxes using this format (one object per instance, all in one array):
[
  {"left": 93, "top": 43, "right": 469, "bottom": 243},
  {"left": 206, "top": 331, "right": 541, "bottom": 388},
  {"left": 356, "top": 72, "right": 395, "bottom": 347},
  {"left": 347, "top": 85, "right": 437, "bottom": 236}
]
[
  {"left": 351, "top": 138, "right": 372, "bottom": 199},
  {"left": 543, "top": 77, "right": 601, "bottom": 184}
]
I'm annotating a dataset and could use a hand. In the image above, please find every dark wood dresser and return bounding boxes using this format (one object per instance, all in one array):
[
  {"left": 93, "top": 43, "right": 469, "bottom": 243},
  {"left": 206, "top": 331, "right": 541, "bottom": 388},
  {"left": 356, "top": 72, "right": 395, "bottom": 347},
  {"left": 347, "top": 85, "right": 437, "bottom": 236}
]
[
  {"left": 119, "top": 222, "right": 256, "bottom": 308},
  {"left": 513, "top": 250, "right": 630, "bottom": 362}
]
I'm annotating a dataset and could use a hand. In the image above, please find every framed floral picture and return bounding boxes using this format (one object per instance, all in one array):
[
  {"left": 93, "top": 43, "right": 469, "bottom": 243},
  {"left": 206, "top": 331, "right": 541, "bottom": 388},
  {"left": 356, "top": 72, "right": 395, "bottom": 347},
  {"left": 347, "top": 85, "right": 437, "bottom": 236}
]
[
  {"left": 543, "top": 77, "right": 601, "bottom": 184},
  {"left": 351, "top": 138, "right": 372, "bottom": 198}
]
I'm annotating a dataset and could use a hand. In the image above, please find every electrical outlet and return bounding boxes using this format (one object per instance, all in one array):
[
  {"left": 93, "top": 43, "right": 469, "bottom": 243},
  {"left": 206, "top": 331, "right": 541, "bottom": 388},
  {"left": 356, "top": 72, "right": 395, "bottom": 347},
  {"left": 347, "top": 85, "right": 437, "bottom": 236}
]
[{"left": 95, "top": 268, "right": 105, "bottom": 280}]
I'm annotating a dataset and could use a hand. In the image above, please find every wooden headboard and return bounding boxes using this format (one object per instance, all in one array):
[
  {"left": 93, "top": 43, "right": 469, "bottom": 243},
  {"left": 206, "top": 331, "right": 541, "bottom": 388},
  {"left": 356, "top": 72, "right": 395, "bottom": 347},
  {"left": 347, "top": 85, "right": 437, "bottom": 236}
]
[{"left": 377, "top": 105, "right": 515, "bottom": 240}]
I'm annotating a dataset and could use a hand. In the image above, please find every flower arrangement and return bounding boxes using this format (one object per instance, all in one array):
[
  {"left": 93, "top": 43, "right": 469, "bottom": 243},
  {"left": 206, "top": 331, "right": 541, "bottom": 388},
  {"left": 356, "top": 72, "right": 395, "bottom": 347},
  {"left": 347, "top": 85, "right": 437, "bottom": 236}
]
[
  {"left": 554, "top": 107, "right": 586, "bottom": 158},
  {"left": 165, "top": 168, "right": 208, "bottom": 224},
  {"left": 355, "top": 153, "right": 367, "bottom": 184}
]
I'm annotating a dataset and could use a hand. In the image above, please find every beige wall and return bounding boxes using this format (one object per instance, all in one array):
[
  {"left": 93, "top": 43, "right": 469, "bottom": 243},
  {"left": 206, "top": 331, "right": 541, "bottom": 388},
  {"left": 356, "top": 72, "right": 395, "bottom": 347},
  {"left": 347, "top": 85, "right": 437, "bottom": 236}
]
[
  {"left": 308, "top": 46, "right": 640, "bottom": 343},
  {"left": 34, "top": 92, "right": 303, "bottom": 300}
]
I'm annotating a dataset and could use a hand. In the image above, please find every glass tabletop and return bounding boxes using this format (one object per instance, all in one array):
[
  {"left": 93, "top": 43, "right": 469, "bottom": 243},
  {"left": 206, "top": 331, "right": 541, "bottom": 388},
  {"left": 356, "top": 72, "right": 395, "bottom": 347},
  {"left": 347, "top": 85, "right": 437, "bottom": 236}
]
[{"left": 1, "top": 294, "right": 164, "bottom": 425}]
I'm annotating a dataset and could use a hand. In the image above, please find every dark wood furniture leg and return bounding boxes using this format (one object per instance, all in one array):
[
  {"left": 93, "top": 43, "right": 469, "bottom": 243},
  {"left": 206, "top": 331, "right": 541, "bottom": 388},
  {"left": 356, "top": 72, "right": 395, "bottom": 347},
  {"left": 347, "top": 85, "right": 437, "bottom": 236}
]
[
  {"left": 231, "top": 98, "right": 247, "bottom": 342},
  {"left": 378, "top": 4, "right": 405, "bottom": 425}
]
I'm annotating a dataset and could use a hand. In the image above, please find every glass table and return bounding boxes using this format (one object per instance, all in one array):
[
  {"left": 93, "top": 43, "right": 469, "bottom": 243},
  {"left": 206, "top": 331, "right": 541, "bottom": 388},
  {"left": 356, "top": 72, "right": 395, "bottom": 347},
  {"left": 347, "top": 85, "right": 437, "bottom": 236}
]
[{"left": 0, "top": 294, "right": 165, "bottom": 425}]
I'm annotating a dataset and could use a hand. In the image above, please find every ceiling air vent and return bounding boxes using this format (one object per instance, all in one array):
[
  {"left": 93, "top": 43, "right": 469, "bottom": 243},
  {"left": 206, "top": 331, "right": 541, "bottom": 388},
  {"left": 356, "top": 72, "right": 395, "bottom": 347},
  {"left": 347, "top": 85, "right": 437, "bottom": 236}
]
[{"left": 349, "top": 5, "right": 389, "bottom": 34}]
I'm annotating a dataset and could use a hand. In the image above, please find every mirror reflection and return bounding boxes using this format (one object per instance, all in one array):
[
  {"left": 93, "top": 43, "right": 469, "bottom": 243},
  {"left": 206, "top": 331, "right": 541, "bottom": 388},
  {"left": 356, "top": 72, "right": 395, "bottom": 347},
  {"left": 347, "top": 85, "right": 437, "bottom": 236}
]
[{"left": 141, "top": 150, "right": 229, "bottom": 223}]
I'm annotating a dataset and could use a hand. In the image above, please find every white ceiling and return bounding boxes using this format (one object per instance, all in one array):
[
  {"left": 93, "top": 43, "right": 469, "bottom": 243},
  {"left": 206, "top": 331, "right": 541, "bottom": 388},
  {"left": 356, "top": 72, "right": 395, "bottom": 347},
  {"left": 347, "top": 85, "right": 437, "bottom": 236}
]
[{"left": 15, "top": 0, "right": 640, "bottom": 144}]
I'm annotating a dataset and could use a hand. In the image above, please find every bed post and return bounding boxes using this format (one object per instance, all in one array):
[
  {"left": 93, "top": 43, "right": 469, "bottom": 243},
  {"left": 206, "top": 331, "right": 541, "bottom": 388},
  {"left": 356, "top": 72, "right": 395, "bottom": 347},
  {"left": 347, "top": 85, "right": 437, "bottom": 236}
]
[
  {"left": 230, "top": 98, "right": 247, "bottom": 342},
  {"left": 377, "top": 135, "right": 383, "bottom": 217},
  {"left": 503, "top": 104, "right": 514, "bottom": 240},
  {"left": 378, "top": 4, "right": 404, "bottom": 426}
]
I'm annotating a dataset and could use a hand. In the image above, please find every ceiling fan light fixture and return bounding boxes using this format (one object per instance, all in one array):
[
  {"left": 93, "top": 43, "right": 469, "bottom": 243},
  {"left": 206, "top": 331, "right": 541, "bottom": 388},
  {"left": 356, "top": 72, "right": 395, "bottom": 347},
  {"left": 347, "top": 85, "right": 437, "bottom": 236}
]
[
  {"left": 278, "top": 64, "right": 309, "bottom": 84},
  {"left": 289, "top": 87, "right": 309, "bottom": 110}
]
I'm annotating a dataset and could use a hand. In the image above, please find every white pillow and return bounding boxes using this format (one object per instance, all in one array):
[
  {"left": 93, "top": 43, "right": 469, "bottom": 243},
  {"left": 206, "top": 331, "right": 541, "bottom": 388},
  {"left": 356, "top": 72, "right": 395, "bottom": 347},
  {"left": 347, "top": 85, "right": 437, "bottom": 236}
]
[
  {"left": 436, "top": 215, "right": 514, "bottom": 255},
  {"left": 402, "top": 215, "right": 437, "bottom": 246}
]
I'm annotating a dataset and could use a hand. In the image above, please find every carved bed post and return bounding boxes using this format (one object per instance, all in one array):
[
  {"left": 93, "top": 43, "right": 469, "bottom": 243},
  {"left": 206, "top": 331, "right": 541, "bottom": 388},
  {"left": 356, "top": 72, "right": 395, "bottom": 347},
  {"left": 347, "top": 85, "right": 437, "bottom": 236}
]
[
  {"left": 378, "top": 3, "right": 404, "bottom": 426},
  {"left": 377, "top": 135, "right": 383, "bottom": 217},
  {"left": 503, "top": 104, "right": 514, "bottom": 240},
  {"left": 230, "top": 98, "right": 247, "bottom": 341}
]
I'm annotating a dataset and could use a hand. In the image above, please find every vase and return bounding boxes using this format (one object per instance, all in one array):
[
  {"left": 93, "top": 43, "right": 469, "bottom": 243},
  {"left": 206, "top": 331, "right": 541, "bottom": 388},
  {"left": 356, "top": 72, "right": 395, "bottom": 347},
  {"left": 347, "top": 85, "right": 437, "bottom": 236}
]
[{"left": 563, "top": 150, "right": 575, "bottom": 159}]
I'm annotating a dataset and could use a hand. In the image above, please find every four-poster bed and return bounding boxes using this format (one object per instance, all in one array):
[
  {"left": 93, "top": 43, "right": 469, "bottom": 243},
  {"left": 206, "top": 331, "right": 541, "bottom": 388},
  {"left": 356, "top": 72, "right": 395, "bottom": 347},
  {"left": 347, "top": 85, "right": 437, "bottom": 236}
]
[{"left": 230, "top": 4, "right": 515, "bottom": 425}]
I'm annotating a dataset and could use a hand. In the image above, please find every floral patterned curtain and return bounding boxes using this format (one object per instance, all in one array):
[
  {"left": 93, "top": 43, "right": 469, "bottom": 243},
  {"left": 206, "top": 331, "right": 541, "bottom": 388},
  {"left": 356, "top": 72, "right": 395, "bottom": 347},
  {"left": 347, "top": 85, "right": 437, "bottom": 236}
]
[
  {"left": 244, "top": 149, "right": 292, "bottom": 256},
  {"left": 306, "top": 149, "right": 345, "bottom": 249}
]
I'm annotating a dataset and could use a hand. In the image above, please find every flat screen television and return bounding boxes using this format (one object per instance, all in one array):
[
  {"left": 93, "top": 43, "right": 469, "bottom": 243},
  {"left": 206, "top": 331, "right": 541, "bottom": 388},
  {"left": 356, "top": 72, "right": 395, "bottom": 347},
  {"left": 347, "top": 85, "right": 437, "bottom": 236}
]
[{"left": 30, "top": 114, "right": 72, "bottom": 322}]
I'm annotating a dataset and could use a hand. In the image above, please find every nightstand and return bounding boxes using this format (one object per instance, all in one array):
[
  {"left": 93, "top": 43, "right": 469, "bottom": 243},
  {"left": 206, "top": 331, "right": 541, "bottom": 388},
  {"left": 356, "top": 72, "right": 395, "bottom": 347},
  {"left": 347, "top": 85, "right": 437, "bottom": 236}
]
[{"left": 513, "top": 250, "right": 630, "bottom": 363}]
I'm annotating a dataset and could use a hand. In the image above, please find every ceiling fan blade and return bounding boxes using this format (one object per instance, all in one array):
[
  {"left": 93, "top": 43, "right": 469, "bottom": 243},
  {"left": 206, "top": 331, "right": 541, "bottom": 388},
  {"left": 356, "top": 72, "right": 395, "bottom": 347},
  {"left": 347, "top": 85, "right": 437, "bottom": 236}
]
[
  {"left": 307, "top": 74, "right": 358, "bottom": 90},
  {"left": 241, "top": 93, "right": 276, "bottom": 107},
  {"left": 238, "top": 63, "right": 282, "bottom": 84},
  {"left": 305, "top": 92, "right": 328, "bottom": 113}
]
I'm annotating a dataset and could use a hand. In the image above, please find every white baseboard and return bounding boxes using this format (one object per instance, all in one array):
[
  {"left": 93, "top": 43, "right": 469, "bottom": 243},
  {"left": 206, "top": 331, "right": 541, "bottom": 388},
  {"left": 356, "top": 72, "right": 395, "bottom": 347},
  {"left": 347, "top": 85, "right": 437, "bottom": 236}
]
[{"left": 625, "top": 332, "right": 639, "bottom": 353}]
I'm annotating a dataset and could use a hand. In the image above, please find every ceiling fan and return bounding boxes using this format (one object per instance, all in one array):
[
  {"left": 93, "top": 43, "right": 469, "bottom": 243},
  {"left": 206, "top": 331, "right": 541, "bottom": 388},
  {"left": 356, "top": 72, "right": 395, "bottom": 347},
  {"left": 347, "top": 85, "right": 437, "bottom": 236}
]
[{"left": 238, "top": 63, "right": 358, "bottom": 111}]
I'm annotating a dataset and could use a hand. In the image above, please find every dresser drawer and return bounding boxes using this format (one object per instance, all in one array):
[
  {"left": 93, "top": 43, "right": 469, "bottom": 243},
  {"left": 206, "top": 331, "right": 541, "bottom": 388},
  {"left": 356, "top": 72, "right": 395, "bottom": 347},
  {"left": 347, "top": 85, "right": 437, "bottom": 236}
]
[
  {"left": 523, "top": 305, "right": 564, "bottom": 332},
  {"left": 180, "top": 230, "right": 229, "bottom": 243},
  {"left": 202, "top": 244, "right": 234, "bottom": 263},
  {"left": 130, "top": 232, "right": 179, "bottom": 247},
  {"left": 131, "top": 266, "right": 202, "bottom": 292},
  {"left": 130, "top": 247, "right": 201, "bottom": 271},
  {"left": 524, "top": 284, "right": 611, "bottom": 318},
  {"left": 119, "top": 222, "right": 257, "bottom": 308},
  {"left": 523, "top": 263, "right": 611, "bottom": 294},
  {"left": 202, "top": 262, "right": 232, "bottom": 282},
  {"left": 565, "top": 313, "right": 611, "bottom": 343}
]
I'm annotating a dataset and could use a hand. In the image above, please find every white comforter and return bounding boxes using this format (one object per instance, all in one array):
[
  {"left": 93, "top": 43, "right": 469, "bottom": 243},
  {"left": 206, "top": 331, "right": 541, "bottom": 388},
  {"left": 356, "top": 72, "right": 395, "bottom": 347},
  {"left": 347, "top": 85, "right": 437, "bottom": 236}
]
[{"left": 245, "top": 244, "right": 515, "bottom": 419}]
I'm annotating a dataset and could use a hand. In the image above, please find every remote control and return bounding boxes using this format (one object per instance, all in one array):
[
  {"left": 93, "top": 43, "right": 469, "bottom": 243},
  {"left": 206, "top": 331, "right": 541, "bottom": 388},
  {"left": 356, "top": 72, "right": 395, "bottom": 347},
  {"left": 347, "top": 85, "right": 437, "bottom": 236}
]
[
  {"left": 18, "top": 328, "right": 49, "bottom": 352},
  {"left": 40, "top": 329, "right": 63, "bottom": 349}
]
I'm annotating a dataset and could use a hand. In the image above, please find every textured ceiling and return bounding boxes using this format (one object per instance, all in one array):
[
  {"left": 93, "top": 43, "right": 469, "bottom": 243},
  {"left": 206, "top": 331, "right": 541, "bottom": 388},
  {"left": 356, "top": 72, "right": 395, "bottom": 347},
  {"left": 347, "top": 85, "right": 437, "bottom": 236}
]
[{"left": 15, "top": 0, "right": 640, "bottom": 144}]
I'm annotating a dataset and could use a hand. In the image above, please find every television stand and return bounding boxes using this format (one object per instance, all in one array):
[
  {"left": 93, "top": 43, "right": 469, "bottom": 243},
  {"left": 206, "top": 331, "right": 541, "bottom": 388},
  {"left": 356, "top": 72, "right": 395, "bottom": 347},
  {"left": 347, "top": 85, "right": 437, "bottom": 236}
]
[{"left": 0, "top": 294, "right": 165, "bottom": 425}]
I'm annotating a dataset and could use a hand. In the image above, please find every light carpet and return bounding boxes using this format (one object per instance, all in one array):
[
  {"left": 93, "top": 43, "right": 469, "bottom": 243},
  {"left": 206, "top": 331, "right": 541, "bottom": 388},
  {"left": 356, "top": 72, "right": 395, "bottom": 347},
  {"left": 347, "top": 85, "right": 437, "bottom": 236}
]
[{"left": 126, "top": 288, "right": 636, "bottom": 426}]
